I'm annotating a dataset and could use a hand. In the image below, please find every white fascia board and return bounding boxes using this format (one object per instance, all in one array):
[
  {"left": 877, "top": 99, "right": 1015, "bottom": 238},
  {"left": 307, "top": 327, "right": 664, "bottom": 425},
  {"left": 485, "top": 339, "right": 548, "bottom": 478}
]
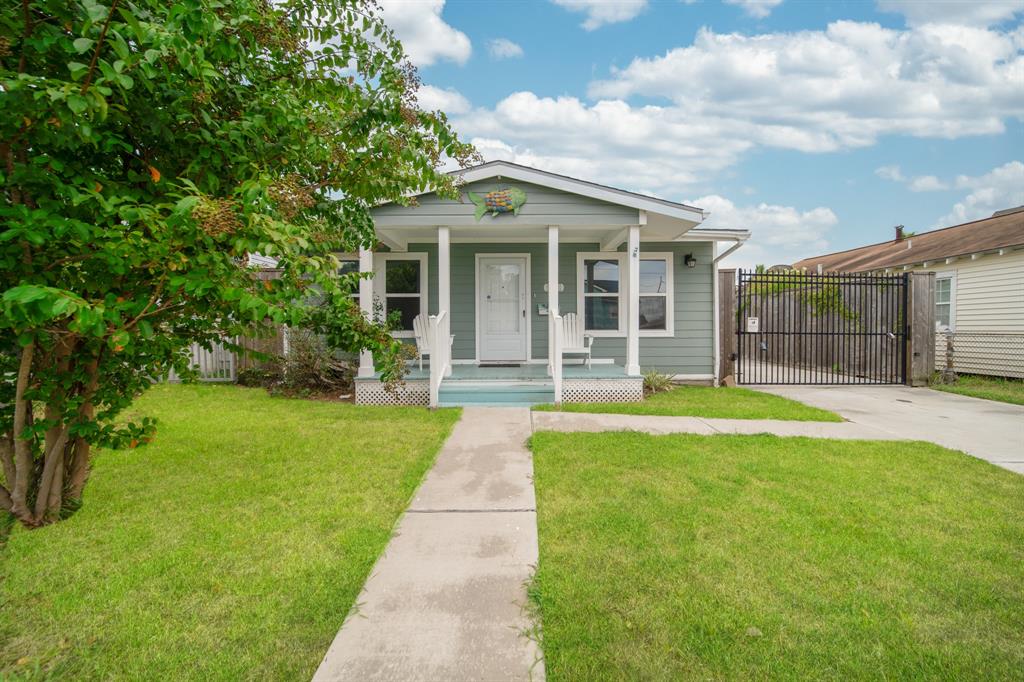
[
  {"left": 457, "top": 164, "right": 706, "bottom": 223},
  {"left": 676, "top": 229, "right": 752, "bottom": 242}
]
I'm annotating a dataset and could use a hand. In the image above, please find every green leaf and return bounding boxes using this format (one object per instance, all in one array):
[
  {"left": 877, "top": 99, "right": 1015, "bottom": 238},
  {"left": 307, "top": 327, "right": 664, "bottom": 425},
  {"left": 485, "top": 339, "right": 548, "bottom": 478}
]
[
  {"left": 67, "top": 94, "right": 88, "bottom": 114},
  {"left": 73, "top": 38, "right": 95, "bottom": 54}
]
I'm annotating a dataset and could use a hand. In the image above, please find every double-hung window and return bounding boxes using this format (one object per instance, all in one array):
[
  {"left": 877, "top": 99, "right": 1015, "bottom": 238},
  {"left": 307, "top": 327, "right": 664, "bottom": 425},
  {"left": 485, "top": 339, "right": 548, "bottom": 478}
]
[
  {"left": 579, "top": 255, "right": 623, "bottom": 334},
  {"left": 638, "top": 253, "right": 673, "bottom": 335},
  {"left": 374, "top": 253, "right": 427, "bottom": 338},
  {"left": 336, "top": 256, "right": 360, "bottom": 300},
  {"left": 576, "top": 251, "right": 674, "bottom": 337},
  {"left": 935, "top": 273, "right": 954, "bottom": 331}
]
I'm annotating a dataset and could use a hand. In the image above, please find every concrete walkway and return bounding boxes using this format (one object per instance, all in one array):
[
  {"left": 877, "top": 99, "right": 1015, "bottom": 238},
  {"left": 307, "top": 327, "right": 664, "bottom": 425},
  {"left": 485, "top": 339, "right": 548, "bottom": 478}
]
[
  {"left": 313, "top": 408, "right": 544, "bottom": 682},
  {"left": 752, "top": 385, "right": 1024, "bottom": 474},
  {"left": 533, "top": 385, "right": 1024, "bottom": 475},
  {"left": 531, "top": 411, "right": 902, "bottom": 440}
]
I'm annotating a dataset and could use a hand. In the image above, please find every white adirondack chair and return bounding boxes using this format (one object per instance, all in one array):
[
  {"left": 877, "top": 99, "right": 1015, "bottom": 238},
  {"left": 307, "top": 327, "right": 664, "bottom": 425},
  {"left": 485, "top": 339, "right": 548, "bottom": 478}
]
[
  {"left": 413, "top": 314, "right": 453, "bottom": 371},
  {"left": 560, "top": 312, "right": 594, "bottom": 369}
]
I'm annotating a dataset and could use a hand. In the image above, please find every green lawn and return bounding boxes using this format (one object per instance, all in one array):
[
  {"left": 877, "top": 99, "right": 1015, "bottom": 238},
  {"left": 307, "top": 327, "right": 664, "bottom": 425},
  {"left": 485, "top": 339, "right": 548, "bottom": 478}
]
[
  {"left": 932, "top": 374, "right": 1024, "bottom": 406},
  {"left": 534, "top": 385, "right": 842, "bottom": 421},
  {"left": 530, "top": 431, "right": 1024, "bottom": 680},
  {"left": 1, "top": 384, "right": 459, "bottom": 680}
]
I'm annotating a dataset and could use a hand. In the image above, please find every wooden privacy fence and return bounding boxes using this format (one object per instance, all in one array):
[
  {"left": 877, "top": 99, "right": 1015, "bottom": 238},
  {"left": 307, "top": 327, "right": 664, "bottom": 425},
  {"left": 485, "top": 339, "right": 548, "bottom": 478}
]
[
  {"left": 167, "top": 269, "right": 287, "bottom": 382},
  {"left": 166, "top": 338, "right": 238, "bottom": 382}
]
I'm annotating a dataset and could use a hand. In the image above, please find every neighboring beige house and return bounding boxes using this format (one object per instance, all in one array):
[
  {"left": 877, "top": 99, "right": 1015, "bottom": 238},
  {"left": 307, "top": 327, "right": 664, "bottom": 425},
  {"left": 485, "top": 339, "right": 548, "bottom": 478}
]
[{"left": 793, "top": 207, "right": 1024, "bottom": 379}]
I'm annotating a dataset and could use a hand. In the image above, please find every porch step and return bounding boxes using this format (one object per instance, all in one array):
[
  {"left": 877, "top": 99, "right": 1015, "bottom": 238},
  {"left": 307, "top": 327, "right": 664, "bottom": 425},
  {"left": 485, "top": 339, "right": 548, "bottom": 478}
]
[{"left": 438, "top": 380, "right": 555, "bottom": 407}]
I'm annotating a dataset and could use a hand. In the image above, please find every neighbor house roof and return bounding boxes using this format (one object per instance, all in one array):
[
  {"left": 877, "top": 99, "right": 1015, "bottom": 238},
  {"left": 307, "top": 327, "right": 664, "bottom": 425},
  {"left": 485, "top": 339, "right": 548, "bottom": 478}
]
[{"left": 792, "top": 207, "right": 1024, "bottom": 273}]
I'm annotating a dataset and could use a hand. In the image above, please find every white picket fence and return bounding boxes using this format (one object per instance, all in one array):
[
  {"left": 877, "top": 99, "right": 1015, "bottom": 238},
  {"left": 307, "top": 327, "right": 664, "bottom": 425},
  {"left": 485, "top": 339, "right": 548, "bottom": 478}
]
[{"left": 166, "top": 339, "right": 238, "bottom": 383}]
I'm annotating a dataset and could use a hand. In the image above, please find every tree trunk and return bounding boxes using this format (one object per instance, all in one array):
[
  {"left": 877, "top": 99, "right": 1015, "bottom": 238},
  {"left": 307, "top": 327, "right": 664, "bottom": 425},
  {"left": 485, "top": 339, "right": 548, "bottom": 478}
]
[{"left": 9, "top": 343, "right": 35, "bottom": 524}]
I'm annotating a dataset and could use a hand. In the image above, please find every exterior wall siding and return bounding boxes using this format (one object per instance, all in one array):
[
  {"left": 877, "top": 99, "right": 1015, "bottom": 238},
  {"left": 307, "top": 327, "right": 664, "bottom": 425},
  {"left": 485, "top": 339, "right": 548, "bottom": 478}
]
[
  {"left": 373, "top": 180, "right": 638, "bottom": 226},
  {"left": 899, "top": 248, "right": 1024, "bottom": 332},
  {"left": 405, "top": 240, "right": 715, "bottom": 375}
]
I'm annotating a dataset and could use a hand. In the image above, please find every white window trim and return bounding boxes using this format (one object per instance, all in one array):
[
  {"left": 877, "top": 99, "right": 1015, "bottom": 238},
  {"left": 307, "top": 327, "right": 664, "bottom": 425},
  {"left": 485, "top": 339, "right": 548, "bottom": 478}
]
[
  {"left": 335, "top": 253, "right": 361, "bottom": 298},
  {"left": 374, "top": 252, "right": 428, "bottom": 339},
  {"left": 577, "top": 251, "right": 625, "bottom": 337},
  {"left": 637, "top": 251, "right": 674, "bottom": 338},
  {"left": 575, "top": 251, "right": 675, "bottom": 338},
  {"left": 934, "top": 270, "right": 956, "bottom": 332}
]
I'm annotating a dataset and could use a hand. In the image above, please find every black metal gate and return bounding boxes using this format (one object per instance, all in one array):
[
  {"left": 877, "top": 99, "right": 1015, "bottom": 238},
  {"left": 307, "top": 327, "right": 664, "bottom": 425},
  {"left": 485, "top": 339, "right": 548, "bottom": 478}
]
[{"left": 736, "top": 270, "right": 908, "bottom": 385}]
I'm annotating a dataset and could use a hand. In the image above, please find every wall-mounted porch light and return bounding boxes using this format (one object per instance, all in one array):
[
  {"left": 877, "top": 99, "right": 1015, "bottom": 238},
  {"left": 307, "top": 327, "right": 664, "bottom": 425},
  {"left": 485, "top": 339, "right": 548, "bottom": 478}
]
[{"left": 684, "top": 254, "right": 697, "bottom": 268}]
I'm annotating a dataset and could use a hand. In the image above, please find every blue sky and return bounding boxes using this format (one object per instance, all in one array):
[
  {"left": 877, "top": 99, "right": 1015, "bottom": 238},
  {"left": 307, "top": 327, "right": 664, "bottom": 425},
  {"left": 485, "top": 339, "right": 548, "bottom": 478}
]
[{"left": 379, "top": 0, "right": 1024, "bottom": 267}]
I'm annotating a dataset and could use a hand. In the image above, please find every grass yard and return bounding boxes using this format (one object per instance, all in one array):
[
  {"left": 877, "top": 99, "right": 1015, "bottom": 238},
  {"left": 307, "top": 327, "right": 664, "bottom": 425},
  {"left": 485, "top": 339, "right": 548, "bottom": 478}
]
[
  {"left": 534, "top": 385, "right": 842, "bottom": 421},
  {"left": 1, "top": 384, "right": 459, "bottom": 680},
  {"left": 932, "top": 374, "right": 1024, "bottom": 406},
  {"left": 530, "top": 431, "right": 1024, "bottom": 680}
]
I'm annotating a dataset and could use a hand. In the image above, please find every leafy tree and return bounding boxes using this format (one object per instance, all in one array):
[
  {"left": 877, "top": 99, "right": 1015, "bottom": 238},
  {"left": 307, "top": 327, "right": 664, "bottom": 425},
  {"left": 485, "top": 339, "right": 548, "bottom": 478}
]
[{"left": 0, "top": 0, "right": 478, "bottom": 527}]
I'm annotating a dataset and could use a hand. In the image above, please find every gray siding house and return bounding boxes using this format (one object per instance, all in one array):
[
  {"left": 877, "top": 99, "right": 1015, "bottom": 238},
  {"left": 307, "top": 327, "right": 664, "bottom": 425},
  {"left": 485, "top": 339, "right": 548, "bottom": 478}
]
[{"left": 352, "top": 161, "right": 749, "bottom": 406}]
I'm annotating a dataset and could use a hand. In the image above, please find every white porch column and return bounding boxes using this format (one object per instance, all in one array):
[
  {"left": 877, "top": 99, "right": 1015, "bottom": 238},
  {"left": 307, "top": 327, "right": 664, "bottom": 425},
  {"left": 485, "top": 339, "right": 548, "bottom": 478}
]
[
  {"left": 437, "top": 226, "right": 451, "bottom": 315},
  {"left": 357, "top": 246, "right": 375, "bottom": 378},
  {"left": 437, "top": 226, "right": 452, "bottom": 377},
  {"left": 626, "top": 224, "right": 641, "bottom": 376},
  {"left": 548, "top": 225, "right": 559, "bottom": 374}
]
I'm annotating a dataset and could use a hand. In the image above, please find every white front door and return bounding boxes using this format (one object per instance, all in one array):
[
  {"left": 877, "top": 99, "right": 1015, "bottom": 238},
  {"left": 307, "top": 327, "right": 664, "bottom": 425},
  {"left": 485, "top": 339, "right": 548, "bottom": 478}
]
[{"left": 478, "top": 256, "right": 529, "bottom": 362}]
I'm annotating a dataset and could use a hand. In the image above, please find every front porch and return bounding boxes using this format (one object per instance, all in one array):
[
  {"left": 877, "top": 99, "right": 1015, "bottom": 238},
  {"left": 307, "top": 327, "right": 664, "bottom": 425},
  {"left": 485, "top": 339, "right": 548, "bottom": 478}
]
[
  {"left": 352, "top": 161, "right": 750, "bottom": 407},
  {"left": 355, "top": 362, "right": 643, "bottom": 407}
]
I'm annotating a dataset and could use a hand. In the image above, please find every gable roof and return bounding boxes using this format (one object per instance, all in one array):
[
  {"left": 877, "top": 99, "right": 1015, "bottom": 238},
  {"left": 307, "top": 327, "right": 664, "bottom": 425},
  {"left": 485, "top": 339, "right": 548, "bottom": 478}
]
[
  {"left": 792, "top": 207, "right": 1024, "bottom": 273},
  {"left": 445, "top": 160, "right": 706, "bottom": 223}
]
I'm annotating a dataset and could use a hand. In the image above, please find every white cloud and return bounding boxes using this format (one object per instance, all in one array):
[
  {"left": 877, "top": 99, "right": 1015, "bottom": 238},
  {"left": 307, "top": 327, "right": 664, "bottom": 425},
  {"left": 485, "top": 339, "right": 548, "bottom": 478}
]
[
  {"left": 876, "top": 165, "right": 949, "bottom": 191},
  {"left": 724, "top": 0, "right": 784, "bottom": 20},
  {"left": 456, "top": 92, "right": 755, "bottom": 191},
  {"left": 876, "top": 0, "right": 1024, "bottom": 28},
  {"left": 551, "top": 0, "right": 648, "bottom": 30},
  {"left": 691, "top": 195, "right": 839, "bottom": 268},
  {"left": 875, "top": 165, "right": 906, "bottom": 182},
  {"left": 379, "top": 0, "right": 471, "bottom": 66},
  {"left": 488, "top": 38, "right": 524, "bottom": 59},
  {"left": 908, "top": 175, "right": 949, "bottom": 192},
  {"left": 589, "top": 22, "right": 1024, "bottom": 152},
  {"left": 936, "top": 160, "right": 1024, "bottom": 225},
  {"left": 417, "top": 85, "right": 471, "bottom": 115}
]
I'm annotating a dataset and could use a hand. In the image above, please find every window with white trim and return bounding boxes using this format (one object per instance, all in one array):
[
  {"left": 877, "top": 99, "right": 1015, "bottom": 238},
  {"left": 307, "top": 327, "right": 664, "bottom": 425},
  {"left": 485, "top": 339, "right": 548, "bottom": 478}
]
[
  {"left": 374, "top": 253, "right": 427, "bottom": 338},
  {"left": 576, "top": 251, "right": 675, "bottom": 337},
  {"left": 638, "top": 253, "right": 674, "bottom": 335},
  {"left": 935, "top": 274, "right": 954, "bottom": 331},
  {"left": 336, "top": 256, "right": 360, "bottom": 299},
  {"left": 579, "top": 254, "right": 623, "bottom": 334}
]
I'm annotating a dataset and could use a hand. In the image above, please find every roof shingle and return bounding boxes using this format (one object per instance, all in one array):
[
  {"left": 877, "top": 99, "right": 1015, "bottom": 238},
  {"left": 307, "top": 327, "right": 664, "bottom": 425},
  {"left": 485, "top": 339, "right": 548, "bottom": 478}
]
[{"left": 792, "top": 207, "right": 1024, "bottom": 273}]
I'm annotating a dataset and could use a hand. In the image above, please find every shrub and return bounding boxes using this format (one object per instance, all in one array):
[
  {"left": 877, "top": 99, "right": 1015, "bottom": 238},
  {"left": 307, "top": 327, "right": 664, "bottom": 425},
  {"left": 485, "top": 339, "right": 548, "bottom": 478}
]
[{"left": 643, "top": 370, "right": 674, "bottom": 396}]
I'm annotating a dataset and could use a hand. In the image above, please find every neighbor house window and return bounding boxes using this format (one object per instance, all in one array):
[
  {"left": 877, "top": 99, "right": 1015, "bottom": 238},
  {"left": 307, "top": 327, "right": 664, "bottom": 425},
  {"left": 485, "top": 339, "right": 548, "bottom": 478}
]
[
  {"left": 935, "top": 274, "right": 954, "bottom": 331},
  {"left": 638, "top": 253, "right": 674, "bottom": 336},
  {"left": 575, "top": 252, "right": 675, "bottom": 337},
  {"left": 374, "top": 253, "right": 428, "bottom": 337}
]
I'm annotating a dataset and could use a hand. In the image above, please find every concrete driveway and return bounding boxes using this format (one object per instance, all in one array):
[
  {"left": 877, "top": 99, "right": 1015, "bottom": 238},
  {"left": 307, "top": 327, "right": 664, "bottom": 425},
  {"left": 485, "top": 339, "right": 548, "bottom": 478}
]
[{"left": 751, "top": 385, "right": 1024, "bottom": 474}]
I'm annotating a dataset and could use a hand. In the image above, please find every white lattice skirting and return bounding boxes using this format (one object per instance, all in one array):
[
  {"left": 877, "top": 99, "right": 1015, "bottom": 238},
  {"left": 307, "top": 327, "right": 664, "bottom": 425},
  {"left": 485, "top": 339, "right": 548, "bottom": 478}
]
[
  {"left": 355, "top": 380, "right": 429, "bottom": 406},
  {"left": 563, "top": 378, "right": 644, "bottom": 403}
]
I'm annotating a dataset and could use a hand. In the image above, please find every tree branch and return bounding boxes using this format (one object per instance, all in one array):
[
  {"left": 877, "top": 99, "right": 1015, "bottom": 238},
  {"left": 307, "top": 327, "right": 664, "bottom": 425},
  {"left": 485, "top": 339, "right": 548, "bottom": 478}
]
[{"left": 79, "top": 0, "right": 121, "bottom": 95}]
